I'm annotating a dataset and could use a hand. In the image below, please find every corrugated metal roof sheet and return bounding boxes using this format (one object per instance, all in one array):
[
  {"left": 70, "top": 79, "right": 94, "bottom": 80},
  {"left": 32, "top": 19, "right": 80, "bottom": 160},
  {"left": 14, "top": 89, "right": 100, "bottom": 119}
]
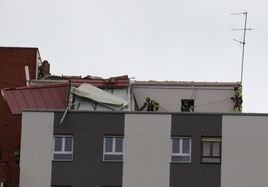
[{"left": 1, "top": 83, "right": 68, "bottom": 114}]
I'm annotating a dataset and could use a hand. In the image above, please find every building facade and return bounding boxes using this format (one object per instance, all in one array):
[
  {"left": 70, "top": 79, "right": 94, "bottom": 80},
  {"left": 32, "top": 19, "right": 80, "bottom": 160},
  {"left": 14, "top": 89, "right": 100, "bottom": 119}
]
[
  {"left": 132, "top": 81, "right": 240, "bottom": 112},
  {"left": 0, "top": 47, "right": 43, "bottom": 187},
  {"left": 20, "top": 110, "right": 268, "bottom": 187}
]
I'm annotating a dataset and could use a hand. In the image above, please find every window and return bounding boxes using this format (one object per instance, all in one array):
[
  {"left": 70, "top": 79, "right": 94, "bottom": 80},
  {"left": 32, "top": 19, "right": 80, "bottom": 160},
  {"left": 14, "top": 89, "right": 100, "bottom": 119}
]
[
  {"left": 171, "top": 137, "right": 191, "bottom": 163},
  {"left": 54, "top": 135, "right": 73, "bottom": 161},
  {"left": 181, "top": 99, "right": 194, "bottom": 112},
  {"left": 103, "top": 136, "right": 123, "bottom": 161},
  {"left": 201, "top": 137, "right": 221, "bottom": 163},
  {"left": 0, "top": 182, "right": 6, "bottom": 187}
]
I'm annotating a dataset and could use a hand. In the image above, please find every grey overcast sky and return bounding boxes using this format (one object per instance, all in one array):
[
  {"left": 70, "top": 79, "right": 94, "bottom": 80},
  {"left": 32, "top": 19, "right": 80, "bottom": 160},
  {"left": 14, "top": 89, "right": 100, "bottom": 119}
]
[{"left": 0, "top": 0, "right": 267, "bottom": 112}]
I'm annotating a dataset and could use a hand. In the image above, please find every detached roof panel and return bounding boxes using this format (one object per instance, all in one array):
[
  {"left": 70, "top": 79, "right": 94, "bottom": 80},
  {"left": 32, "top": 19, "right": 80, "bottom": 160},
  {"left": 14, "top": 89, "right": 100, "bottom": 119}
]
[
  {"left": 2, "top": 83, "right": 68, "bottom": 114},
  {"left": 72, "top": 83, "right": 129, "bottom": 107}
]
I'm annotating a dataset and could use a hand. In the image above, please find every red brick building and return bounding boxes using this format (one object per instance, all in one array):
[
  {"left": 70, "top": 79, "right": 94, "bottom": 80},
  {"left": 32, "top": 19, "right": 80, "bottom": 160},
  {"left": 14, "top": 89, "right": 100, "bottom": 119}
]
[{"left": 0, "top": 47, "right": 42, "bottom": 187}]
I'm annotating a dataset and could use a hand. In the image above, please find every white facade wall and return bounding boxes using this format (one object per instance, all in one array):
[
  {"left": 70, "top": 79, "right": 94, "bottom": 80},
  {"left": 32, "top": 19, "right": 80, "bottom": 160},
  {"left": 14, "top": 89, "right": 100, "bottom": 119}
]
[
  {"left": 123, "top": 114, "right": 171, "bottom": 187},
  {"left": 222, "top": 115, "right": 268, "bottom": 187},
  {"left": 20, "top": 112, "right": 54, "bottom": 187},
  {"left": 133, "top": 86, "right": 234, "bottom": 112}
]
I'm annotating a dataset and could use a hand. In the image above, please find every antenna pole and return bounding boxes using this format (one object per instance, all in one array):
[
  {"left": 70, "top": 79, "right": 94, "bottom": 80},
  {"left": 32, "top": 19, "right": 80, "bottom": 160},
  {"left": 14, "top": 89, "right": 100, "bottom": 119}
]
[
  {"left": 231, "top": 11, "right": 252, "bottom": 85},
  {"left": 240, "top": 12, "right": 248, "bottom": 84}
]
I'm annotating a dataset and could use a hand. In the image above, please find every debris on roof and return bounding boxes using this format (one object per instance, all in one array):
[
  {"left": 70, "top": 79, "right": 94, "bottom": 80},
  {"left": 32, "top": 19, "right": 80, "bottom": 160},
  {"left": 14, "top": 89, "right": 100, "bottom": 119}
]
[
  {"left": 32, "top": 75, "right": 130, "bottom": 88},
  {"left": 72, "top": 83, "right": 129, "bottom": 109}
]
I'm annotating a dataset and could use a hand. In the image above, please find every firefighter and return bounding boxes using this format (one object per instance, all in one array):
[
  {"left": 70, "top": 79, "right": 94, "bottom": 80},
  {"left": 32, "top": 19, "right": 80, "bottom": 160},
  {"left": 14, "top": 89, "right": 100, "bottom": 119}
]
[
  {"left": 140, "top": 97, "right": 159, "bottom": 111},
  {"left": 181, "top": 100, "right": 194, "bottom": 112},
  {"left": 231, "top": 86, "right": 243, "bottom": 112}
]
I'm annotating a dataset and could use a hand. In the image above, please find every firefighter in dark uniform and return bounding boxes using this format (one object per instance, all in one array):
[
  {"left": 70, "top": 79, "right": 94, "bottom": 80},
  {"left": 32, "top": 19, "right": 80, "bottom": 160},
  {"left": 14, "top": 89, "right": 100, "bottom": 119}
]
[{"left": 140, "top": 97, "right": 159, "bottom": 111}]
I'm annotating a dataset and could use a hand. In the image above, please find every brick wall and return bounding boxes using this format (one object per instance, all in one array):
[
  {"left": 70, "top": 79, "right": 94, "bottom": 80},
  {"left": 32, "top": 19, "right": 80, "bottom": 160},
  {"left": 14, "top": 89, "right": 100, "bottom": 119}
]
[{"left": 0, "top": 47, "right": 38, "bottom": 187}]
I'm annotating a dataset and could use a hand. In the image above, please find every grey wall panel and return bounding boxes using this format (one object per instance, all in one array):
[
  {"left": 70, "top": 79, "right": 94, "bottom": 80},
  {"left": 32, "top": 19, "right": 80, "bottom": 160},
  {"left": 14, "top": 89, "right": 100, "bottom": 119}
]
[
  {"left": 123, "top": 114, "right": 171, "bottom": 187},
  {"left": 52, "top": 112, "right": 124, "bottom": 187},
  {"left": 170, "top": 114, "right": 222, "bottom": 187},
  {"left": 222, "top": 116, "right": 268, "bottom": 187},
  {"left": 20, "top": 112, "right": 54, "bottom": 187}
]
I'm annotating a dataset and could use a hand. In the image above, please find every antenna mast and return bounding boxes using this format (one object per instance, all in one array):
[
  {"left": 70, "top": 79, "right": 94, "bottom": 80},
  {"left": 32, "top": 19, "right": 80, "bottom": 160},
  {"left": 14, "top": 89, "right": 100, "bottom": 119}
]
[{"left": 231, "top": 12, "right": 253, "bottom": 84}]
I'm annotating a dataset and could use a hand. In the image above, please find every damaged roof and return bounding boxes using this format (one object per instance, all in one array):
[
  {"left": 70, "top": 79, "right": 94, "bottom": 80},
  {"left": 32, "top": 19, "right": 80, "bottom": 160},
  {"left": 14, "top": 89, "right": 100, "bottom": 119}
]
[
  {"left": 132, "top": 81, "right": 241, "bottom": 87},
  {"left": 1, "top": 83, "right": 68, "bottom": 114},
  {"left": 31, "top": 75, "right": 130, "bottom": 88}
]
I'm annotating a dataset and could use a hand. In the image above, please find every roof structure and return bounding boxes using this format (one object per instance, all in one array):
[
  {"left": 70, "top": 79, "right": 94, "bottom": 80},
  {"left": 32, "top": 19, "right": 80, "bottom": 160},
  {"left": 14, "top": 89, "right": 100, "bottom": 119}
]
[
  {"left": 1, "top": 83, "right": 68, "bottom": 114},
  {"left": 132, "top": 81, "right": 241, "bottom": 87},
  {"left": 31, "top": 75, "right": 130, "bottom": 88}
]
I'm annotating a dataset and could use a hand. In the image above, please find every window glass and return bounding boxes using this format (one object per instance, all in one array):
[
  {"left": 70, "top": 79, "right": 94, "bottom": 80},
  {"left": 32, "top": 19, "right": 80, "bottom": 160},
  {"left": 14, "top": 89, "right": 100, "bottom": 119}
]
[
  {"left": 202, "top": 142, "right": 210, "bottom": 156},
  {"left": 171, "top": 137, "right": 191, "bottom": 163},
  {"left": 172, "top": 138, "right": 180, "bottom": 153},
  {"left": 182, "top": 138, "right": 190, "bottom": 153},
  {"left": 55, "top": 137, "right": 62, "bottom": 151},
  {"left": 53, "top": 135, "right": 73, "bottom": 161},
  {"left": 201, "top": 137, "right": 221, "bottom": 163},
  {"left": 115, "top": 137, "right": 123, "bottom": 152},
  {"left": 105, "top": 137, "right": 113, "bottom": 152},
  {"left": 212, "top": 142, "right": 220, "bottom": 157},
  {"left": 103, "top": 136, "right": 123, "bottom": 161},
  {"left": 65, "top": 137, "right": 73, "bottom": 152}
]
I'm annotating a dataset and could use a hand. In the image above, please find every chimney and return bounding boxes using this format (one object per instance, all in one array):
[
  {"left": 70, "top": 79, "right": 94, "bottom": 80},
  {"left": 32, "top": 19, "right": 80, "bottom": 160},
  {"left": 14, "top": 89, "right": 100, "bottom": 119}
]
[{"left": 38, "top": 60, "right": 51, "bottom": 79}]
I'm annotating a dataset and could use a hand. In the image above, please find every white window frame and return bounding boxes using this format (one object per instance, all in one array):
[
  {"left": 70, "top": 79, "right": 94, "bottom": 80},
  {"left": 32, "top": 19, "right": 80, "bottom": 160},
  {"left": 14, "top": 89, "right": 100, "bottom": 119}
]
[
  {"left": 171, "top": 137, "right": 192, "bottom": 163},
  {"left": 53, "top": 135, "right": 73, "bottom": 161},
  {"left": 103, "top": 136, "right": 123, "bottom": 161}
]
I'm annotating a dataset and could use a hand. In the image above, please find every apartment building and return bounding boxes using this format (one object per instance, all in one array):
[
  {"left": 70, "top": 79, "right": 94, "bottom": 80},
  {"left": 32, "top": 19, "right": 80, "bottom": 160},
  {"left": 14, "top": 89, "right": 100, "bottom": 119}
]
[
  {"left": 20, "top": 110, "right": 268, "bottom": 187},
  {"left": 0, "top": 47, "right": 243, "bottom": 187},
  {"left": 0, "top": 47, "right": 43, "bottom": 187}
]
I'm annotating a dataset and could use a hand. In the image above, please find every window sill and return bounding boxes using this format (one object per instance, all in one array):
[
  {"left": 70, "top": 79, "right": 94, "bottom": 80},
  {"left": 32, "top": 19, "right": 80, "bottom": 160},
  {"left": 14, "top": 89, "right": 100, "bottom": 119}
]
[
  {"left": 201, "top": 162, "right": 221, "bottom": 164},
  {"left": 52, "top": 160, "right": 73, "bottom": 162},
  {"left": 170, "top": 162, "right": 191, "bottom": 164},
  {"left": 103, "top": 160, "right": 123, "bottom": 163}
]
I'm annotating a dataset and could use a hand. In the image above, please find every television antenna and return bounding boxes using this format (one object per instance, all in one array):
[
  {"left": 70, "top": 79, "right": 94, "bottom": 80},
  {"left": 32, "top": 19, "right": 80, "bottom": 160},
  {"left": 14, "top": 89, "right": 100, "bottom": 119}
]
[{"left": 231, "top": 12, "right": 253, "bottom": 84}]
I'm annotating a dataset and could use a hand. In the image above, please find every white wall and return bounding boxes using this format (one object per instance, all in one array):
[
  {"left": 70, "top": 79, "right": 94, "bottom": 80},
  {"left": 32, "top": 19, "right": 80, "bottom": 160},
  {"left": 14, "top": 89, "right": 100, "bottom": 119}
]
[
  {"left": 123, "top": 114, "right": 171, "bottom": 187},
  {"left": 133, "top": 86, "right": 234, "bottom": 112},
  {"left": 222, "top": 115, "right": 268, "bottom": 187},
  {"left": 20, "top": 112, "right": 54, "bottom": 187}
]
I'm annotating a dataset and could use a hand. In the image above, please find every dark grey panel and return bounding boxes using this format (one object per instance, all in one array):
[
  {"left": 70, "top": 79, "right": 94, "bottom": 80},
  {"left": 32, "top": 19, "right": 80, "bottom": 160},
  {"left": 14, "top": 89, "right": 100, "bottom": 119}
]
[
  {"left": 52, "top": 112, "right": 124, "bottom": 187},
  {"left": 170, "top": 114, "right": 222, "bottom": 187}
]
